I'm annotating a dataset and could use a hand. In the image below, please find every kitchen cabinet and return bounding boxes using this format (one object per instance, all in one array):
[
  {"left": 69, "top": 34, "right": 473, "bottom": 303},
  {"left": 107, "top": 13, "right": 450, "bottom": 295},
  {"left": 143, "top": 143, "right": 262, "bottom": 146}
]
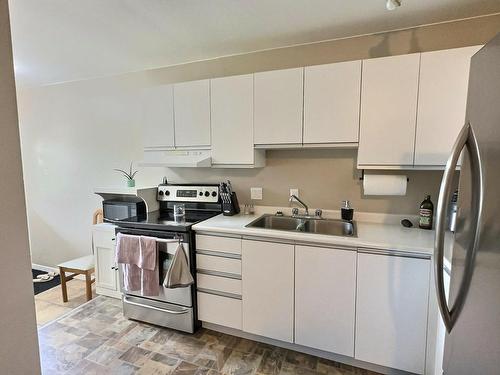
[
  {"left": 358, "top": 53, "right": 420, "bottom": 167},
  {"left": 142, "top": 84, "right": 175, "bottom": 149},
  {"left": 304, "top": 60, "right": 361, "bottom": 145},
  {"left": 92, "top": 224, "right": 121, "bottom": 299},
  {"left": 174, "top": 79, "right": 211, "bottom": 148},
  {"left": 415, "top": 46, "right": 481, "bottom": 166},
  {"left": 355, "top": 251, "right": 431, "bottom": 374},
  {"left": 254, "top": 68, "right": 304, "bottom": 146},
  {"left": 242, "top": 239, "right": 294, "bottom": 342},
  {"left": 295, "top": 245, "right": 356, "bottom": 356},
  {"left": 210, "top": 74, "right": 265, "bottom": 167}
]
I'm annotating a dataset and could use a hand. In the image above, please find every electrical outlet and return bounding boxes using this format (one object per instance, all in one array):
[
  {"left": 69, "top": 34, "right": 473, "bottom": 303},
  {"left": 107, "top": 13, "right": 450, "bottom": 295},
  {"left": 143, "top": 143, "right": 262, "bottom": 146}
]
[
  {"left": 290, "top": 188, "right": 299, "bottom": 198},
  {"left": 250, "top": 187, "right": 263, "bottom": 200}
]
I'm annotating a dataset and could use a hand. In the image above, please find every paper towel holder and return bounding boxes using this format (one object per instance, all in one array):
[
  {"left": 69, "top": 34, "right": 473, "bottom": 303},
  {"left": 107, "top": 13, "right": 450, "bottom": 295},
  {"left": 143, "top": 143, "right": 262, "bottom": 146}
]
[{"left": 358, "top": 169, "right": 410, "bottom": 182}]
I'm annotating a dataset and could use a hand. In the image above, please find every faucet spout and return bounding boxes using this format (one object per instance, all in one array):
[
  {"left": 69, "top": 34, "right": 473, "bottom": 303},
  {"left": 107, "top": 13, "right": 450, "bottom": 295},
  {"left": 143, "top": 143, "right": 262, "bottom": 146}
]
[{"left": 289, "top": 195, "right": 309, "bottom": 216}]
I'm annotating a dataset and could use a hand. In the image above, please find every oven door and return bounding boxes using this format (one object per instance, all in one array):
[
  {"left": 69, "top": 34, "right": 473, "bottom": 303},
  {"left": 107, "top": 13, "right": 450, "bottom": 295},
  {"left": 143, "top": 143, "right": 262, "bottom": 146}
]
[{"left": 116, "top": 228, "right": 193, "bottom": 307}]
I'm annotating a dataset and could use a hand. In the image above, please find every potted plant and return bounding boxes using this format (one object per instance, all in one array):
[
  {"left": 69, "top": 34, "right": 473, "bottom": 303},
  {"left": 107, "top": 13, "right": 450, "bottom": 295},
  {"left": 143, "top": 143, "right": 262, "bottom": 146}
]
[{"left": 114, "top": 162, "right": 138, "bottom": 187}]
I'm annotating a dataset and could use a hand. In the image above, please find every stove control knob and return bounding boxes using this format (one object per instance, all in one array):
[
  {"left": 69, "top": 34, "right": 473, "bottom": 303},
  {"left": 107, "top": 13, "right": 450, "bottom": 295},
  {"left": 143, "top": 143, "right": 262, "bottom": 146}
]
[
  {"left": 211, "top": 191, "right": 217, "bottom": 197},
  {"left": 158, "top": 190, "right": 164, "bottom": 196},
  {"left": 199, "top": 191, "right": 203, "bottom": 196},
  {"left": 204, "top": 191, "right": 210, "bottom": 197},
  {"left": 165, "top": 190, "right": 170, "bottom": 196}
]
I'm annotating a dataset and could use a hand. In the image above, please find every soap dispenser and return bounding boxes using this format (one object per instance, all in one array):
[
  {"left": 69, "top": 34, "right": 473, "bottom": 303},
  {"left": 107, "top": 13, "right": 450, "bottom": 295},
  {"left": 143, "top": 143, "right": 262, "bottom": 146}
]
[{"left": 341, "top": 200, "right": 354, "bottom": 221}]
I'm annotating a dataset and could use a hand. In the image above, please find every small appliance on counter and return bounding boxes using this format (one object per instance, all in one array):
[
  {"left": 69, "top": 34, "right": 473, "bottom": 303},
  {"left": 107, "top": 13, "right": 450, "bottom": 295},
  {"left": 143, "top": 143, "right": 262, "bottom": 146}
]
[
  {"left": 220, "top": 180, "right": 240, "bottom": 216},
  {"left": 103, "top": 197, "right": 146, "bottom": 222}
]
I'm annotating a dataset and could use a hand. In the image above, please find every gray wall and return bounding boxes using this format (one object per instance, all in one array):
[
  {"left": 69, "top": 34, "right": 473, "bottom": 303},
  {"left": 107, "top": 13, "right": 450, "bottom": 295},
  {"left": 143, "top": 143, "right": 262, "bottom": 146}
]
[
  {"left": 17, "top": 14, "right": 500, "bottom": 267},
  {"left": 0, "top": 0, "right": 41, "bottom": 372}
]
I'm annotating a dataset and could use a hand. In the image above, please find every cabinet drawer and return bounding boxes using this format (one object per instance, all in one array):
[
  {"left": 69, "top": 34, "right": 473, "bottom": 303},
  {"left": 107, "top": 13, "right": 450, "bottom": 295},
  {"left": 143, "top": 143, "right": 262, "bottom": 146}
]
[
  {"left": 93, "top": 229, "right": 116, "bottom": 248},
  {"left": 197, "top": 292, "right": 242, "bottom": 329},
  {"left": 196, "top": 235, "right": 241, "bottom": 255},
  {"left": 196, "top": 254, "right": 241, "bottom": 276},
  {"left": 197, "top": 273, "right": 242, "bottom": 296}
]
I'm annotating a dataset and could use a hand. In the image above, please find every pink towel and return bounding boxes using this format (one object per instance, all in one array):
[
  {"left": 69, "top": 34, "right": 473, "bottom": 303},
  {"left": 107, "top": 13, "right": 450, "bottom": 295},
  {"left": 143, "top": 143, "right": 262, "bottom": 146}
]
[
  {"left": 116, "top": 233, "right": 141, "bottom": 291},
  {"left": 115, "top": 233, "right": 160, "bottom": 296},
  {"left": 139, "top": 236, "right": 159, "bottom": 296}
]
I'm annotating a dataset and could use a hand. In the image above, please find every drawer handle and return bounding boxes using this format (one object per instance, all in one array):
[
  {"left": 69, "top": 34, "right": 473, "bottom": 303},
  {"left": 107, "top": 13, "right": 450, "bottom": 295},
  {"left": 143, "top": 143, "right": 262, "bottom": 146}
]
[
  {"left": 123, "top": 296, "right": 190, "bottom": 315},
  {"left": 196, "top": 249, "right": 241, "bottom": 259},
  {"left": 197, "top": 269, "right": 241, "bottom": 280},
  {"left": 198, "top": 288, "right": 242, "bottom": 300}
]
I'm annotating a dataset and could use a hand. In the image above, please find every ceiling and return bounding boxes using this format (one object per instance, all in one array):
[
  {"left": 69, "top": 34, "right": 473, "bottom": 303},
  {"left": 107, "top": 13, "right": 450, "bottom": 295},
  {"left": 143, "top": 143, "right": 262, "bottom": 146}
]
[{"left": 8, "top": 0, "right": 500, "bottom": 87}]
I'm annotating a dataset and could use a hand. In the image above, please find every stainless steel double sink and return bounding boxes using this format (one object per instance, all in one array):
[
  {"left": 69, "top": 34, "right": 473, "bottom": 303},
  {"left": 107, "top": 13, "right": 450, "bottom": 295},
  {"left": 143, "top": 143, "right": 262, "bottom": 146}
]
[{"left": 245, "top": 214, "right": 356, "bottom": 237}]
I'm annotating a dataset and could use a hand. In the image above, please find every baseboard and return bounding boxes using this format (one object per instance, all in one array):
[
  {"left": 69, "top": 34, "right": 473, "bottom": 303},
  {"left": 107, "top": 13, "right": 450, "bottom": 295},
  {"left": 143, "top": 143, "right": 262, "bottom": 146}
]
[
  {"left": 31, "top": 263, "right": 87, "bottom": 281},
  {"left": 32, "top": 263, "right": 58, "bottom": 273}
]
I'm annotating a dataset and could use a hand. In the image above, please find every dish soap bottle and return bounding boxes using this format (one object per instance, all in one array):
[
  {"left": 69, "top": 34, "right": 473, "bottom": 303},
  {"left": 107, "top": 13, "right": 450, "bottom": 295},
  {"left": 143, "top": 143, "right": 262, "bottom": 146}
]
[
  {"left": 419, "top": 195, "right": 434, "bottom": 230},
  {"left": 341, "top": 200, "right": 354, "bottom": 221}
]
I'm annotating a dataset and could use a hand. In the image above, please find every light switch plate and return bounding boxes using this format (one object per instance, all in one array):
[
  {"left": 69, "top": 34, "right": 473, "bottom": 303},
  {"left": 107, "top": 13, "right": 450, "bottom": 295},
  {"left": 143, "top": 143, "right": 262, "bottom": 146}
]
[
  {"left": 251, "top": 187, "right": 263, "bottom": 200},
  {"left": 290, "top": 188, "right": 299, "bottom": 198}
]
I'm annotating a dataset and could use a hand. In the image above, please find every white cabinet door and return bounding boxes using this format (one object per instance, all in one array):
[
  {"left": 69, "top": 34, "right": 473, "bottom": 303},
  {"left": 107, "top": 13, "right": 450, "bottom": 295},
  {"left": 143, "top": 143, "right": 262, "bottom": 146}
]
[
  {"left": 174, "top": 79, "right": 211, "bottom": 148},
  {"left": 254, "top": 68, "right": 303, "bottom": 145},
  {"left": 142, "top": 85, "right": 175, "bottom": 149},
  {"left": 295, "top": 245, "right": 356, "bottom": 356},
  {"left": 242, "top": 240, "right": 294, "bottom": 342},
  {"left": 304, "top": 61, "right": 361, "bottom": 144},
  {"left": 355, "top": 252, "right": 430, "bottom": 374},
  {"left": 210, "top": 74, "right": 254, "bottom": 165},
  {"left": 415, "top": 46, "right": 481, "bottom": 166},
  {"left": 358, "top": 54, "right": 420, "bottom": 167},
  {"left": 95, "top": 244, "right": 117, "bottom": 291}
]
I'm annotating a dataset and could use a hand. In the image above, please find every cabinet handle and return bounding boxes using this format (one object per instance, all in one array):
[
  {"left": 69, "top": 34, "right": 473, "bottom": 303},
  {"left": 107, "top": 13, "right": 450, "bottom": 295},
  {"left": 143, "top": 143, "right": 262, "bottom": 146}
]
[{"left": 111, "top": 238, "right": 116, "bottom": 241}]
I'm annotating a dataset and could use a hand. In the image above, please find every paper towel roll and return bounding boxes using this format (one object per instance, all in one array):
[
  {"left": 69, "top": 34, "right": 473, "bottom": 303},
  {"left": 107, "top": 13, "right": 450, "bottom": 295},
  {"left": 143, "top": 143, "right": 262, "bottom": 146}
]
[{"left": 363, "top": 174, "right": 407, "bottom": 196}]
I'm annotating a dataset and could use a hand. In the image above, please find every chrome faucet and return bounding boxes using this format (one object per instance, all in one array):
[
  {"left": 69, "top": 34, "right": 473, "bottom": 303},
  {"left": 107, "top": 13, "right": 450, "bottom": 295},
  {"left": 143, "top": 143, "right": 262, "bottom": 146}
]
[{"left": 289, "top": 195, "right": 309, "bottom": 216}]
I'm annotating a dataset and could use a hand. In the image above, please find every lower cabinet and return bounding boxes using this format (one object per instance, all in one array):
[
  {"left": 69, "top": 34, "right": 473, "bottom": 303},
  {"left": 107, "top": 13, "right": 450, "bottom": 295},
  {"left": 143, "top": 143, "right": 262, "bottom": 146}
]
[
  {"left": 295, "top": 245, "right": 357, "bottom": 356},
  {"left": 242, "top": 239, "right": 294, "bottom": 342},
  {"left": 355, "top": 251, "right": 431, "bottom": 374},
  {"left": 92, "top": 224, "right": 121, "bottom": 298}
]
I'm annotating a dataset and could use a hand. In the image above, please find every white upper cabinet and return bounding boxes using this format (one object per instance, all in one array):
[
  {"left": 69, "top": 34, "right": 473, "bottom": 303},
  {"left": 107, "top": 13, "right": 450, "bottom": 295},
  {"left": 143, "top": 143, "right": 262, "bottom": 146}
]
[
  {"left": 355, "top": 252, "right": 430, "bottom": 374},
  {"left": 304, "top": 61, "right": 361, "bottom": 144},
  {"left": 415, "top": 46, "right": 481, "bottom": 166},
  {"left": 254, "top": 68, "right": 304, "bottom": 145},
  {"left": 295, "top": 245, "right": 356, "bottom": 357},
  {"left": 211, "top": 74, "right": 263, "bottom": 166},
  {"left": 358, "top": 53, "right": 420, "bottom": 167},
  {"left": 242, "top": 239, "right": 294, "bottom": 343},
  {"left": 174, "top": 79, "right": 211, "bottom": 148},
  {"left": 142, "top": 85, "right": 175, "bottom": 149}
]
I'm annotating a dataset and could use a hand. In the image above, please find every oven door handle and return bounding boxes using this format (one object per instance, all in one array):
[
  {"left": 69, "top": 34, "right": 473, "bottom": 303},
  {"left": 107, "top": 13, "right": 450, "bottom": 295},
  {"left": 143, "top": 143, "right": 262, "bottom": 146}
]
[{"left": 123, "top": 296, "right": 190, "bottom": 315}]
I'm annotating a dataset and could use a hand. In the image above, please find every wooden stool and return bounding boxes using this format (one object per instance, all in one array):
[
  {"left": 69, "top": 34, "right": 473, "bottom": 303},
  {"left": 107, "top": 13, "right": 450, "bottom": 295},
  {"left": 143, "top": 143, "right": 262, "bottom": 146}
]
[{"left": 57, "top": 255, "right": 95, "bottom": 302}]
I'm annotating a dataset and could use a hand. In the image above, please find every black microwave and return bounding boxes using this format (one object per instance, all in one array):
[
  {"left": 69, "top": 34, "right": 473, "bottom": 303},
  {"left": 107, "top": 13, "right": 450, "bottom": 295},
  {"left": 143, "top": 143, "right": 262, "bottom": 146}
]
[{"left": 103, "top": 198, "right": 146, "bottom": 221}]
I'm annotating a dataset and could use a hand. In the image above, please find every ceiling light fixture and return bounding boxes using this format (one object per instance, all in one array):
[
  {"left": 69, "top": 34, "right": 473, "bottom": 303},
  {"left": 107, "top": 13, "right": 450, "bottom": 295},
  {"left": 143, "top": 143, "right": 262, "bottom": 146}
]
[{"left": 386, "top": 0, "right": 402, "bottom": 10}]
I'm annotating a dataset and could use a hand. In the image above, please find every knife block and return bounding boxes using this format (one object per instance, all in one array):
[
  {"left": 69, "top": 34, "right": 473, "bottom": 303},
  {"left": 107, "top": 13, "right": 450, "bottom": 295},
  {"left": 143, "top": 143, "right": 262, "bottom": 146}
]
[{"left": 222, "top": 192, "right": 240, "bottom": 216}]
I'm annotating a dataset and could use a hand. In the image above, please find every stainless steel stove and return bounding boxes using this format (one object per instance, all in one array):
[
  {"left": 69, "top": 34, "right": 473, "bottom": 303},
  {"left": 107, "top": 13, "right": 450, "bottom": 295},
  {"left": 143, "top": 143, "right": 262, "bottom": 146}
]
[{"left": 114, "top": 183, "right": 222, "bottom": 333}]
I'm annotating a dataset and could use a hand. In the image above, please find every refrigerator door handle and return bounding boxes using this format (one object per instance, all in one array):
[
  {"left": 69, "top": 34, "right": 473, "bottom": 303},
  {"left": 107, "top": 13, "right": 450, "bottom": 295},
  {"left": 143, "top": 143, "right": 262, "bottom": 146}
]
[{"left": 434, "top": 122, "right": 483, "bottom": 333}]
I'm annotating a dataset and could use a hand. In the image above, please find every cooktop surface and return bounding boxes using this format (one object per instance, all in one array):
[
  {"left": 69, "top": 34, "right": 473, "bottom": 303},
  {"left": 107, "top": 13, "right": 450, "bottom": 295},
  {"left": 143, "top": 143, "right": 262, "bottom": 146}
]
[{"left": 108, "top": 210, "right": 220, "bottom": 232}]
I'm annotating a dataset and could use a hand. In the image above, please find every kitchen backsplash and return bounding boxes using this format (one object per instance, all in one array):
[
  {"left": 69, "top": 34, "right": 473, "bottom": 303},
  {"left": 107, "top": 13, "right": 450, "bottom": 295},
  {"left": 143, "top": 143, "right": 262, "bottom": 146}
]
[{"left": 138, "top": 148, "right": 449, "bottom": 215}]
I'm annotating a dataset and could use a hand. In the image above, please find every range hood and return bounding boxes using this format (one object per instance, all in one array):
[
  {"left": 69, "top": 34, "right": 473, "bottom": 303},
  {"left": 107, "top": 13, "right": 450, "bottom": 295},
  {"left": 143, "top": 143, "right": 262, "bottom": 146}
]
[{"left": 140, "top": 149, "right": 212, "bottom": 168}]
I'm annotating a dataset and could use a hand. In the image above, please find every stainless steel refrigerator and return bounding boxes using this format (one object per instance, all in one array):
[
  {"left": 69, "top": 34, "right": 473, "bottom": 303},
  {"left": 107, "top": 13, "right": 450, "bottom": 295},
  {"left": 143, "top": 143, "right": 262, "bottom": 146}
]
[{"left": 434, "top": 33, "right": 500, "bottom": 374}]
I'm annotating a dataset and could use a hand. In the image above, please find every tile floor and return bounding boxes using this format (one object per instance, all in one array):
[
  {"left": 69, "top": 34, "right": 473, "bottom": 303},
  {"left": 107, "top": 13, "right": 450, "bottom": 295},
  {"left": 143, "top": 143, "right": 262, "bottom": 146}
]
[
  {"left": 35, "top": 278, "right": 95, "bottom": 326},
  {"left": 38, "top": 296, "right": 382, "bottom": 375}
]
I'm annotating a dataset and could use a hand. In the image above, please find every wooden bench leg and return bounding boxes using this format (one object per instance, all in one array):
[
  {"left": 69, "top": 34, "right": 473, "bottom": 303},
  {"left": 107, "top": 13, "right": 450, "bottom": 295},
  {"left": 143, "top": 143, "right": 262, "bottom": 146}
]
[
  {"left": 59, "top": 267, "right": 68, "bottom": 302},
  {"left": 85, "top": 270, "right": 93, "bottom": 301}
]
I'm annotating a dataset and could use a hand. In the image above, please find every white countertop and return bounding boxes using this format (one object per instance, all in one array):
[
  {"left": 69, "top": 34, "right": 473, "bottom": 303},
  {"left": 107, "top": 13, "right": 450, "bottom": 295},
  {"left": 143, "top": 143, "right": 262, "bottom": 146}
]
[{"left": 193, "top": 213, "right": 455, "bottom": 266}]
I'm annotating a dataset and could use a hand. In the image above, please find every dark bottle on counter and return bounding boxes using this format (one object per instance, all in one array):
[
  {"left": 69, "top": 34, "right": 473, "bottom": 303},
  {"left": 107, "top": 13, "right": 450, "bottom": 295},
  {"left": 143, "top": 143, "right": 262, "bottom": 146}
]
[
  {"left": 341, "top": 200, "right": 354, "bottom": 221},
  {"left": 419, "top": 195, "right": 434, "bottom": 230}
]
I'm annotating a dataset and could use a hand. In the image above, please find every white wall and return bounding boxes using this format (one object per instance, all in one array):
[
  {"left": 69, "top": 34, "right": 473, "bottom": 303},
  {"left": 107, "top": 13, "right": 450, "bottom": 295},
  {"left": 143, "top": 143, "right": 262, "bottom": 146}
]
[{"left": 0, "top": 0, "right": 41, "bottom": 372}]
